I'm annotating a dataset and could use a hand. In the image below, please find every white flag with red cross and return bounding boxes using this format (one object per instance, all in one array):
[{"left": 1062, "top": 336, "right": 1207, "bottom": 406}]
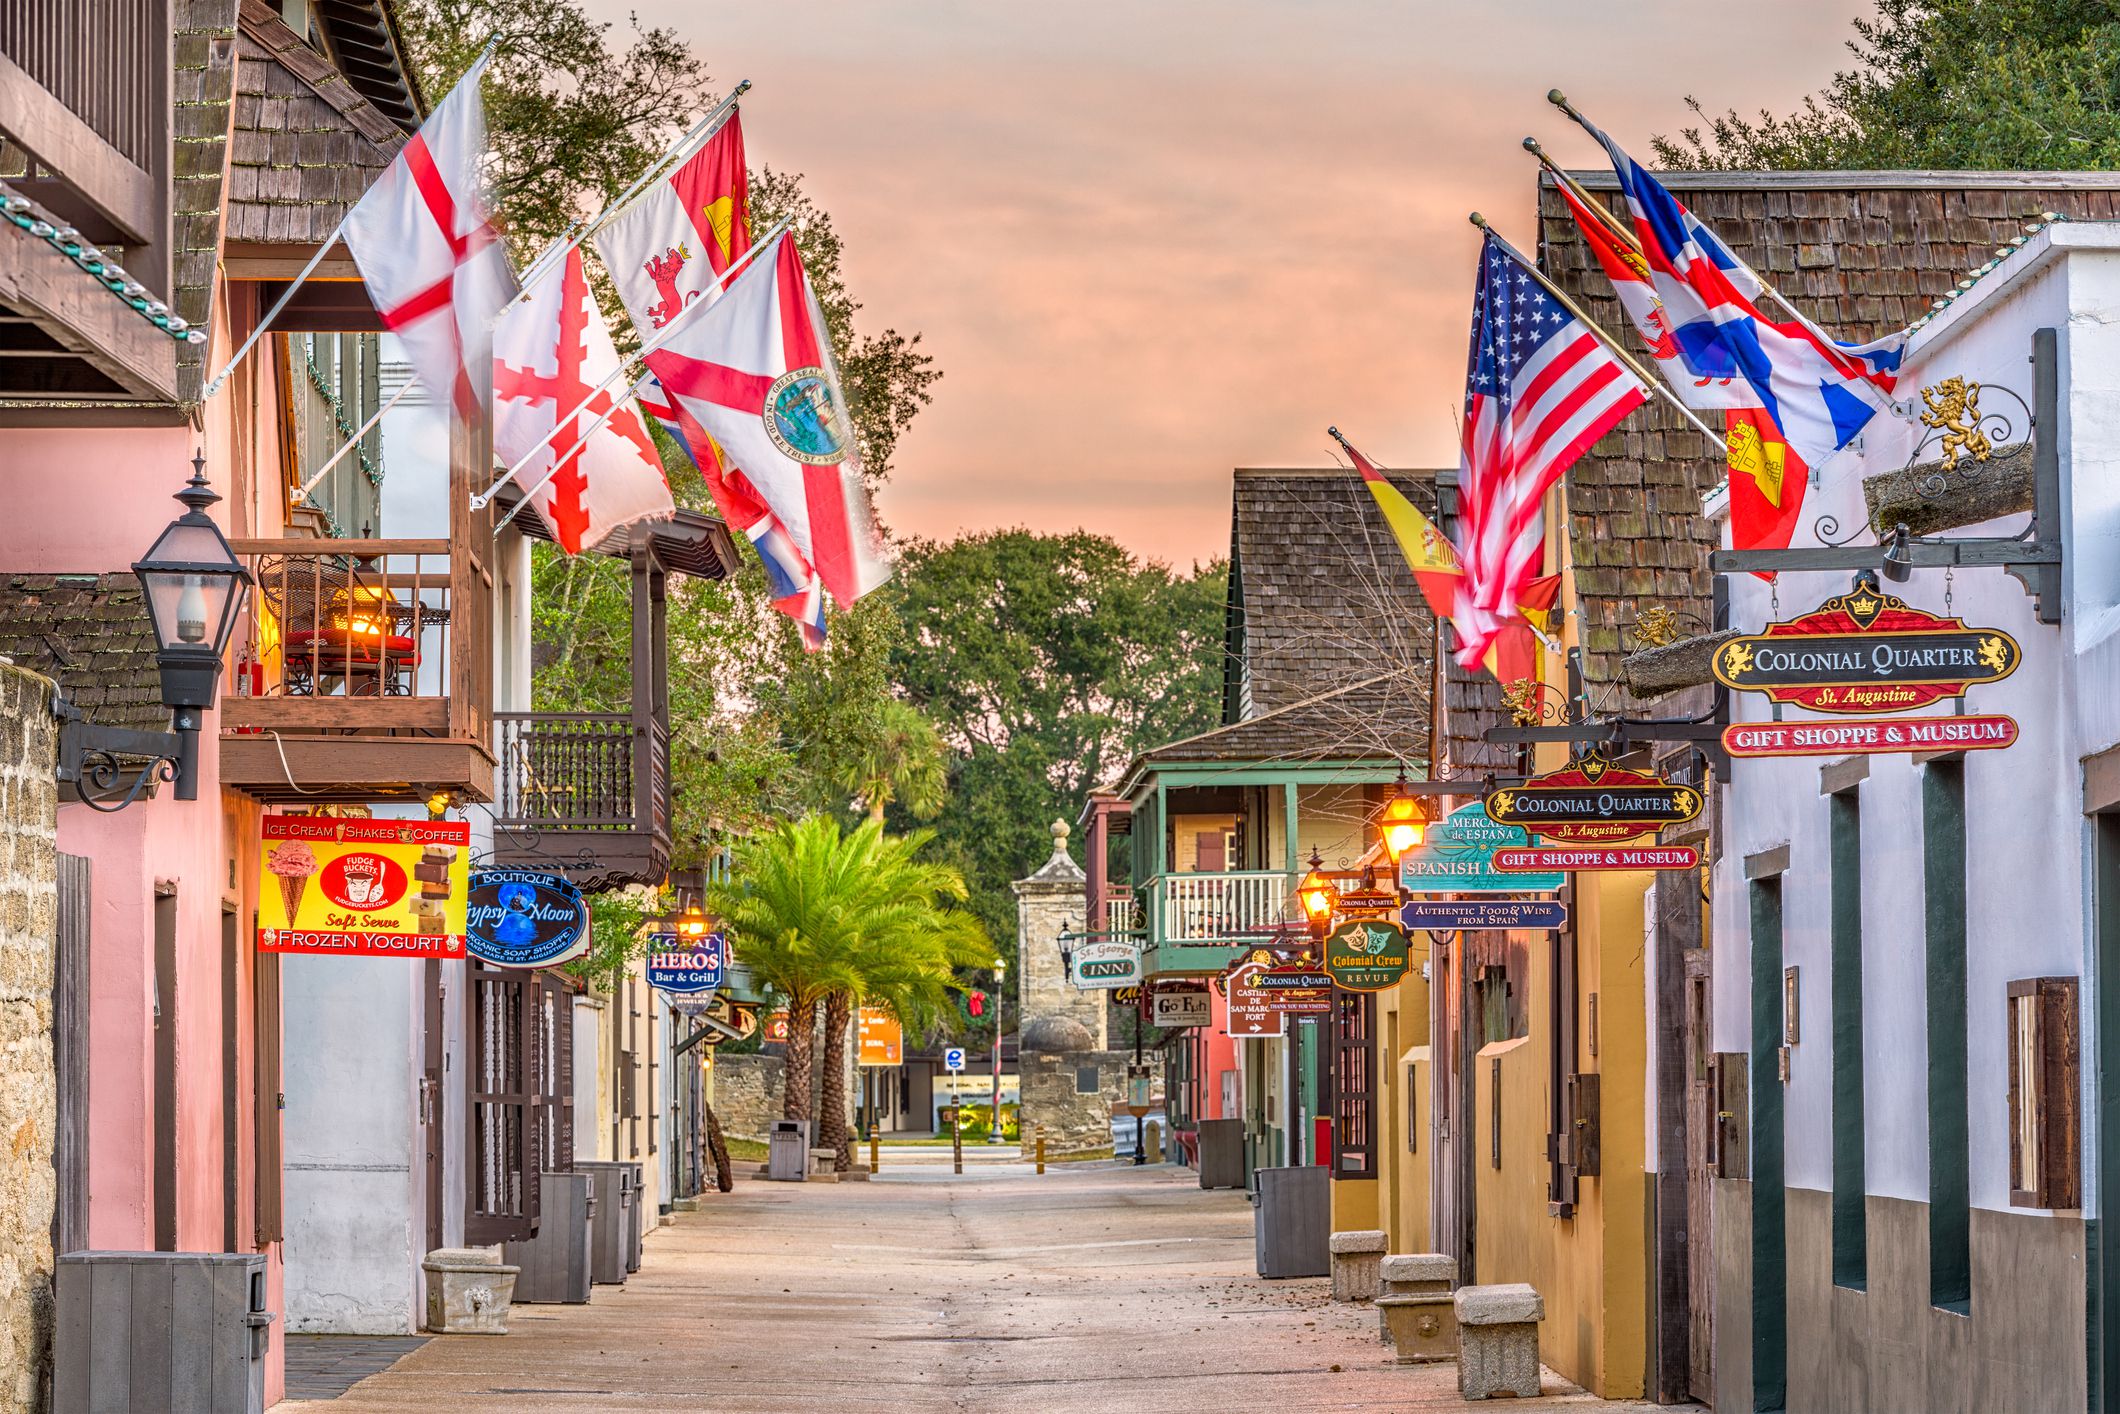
[
  {"left": 492, "top": 247, "right": 673, "bottom": 554},
  {"left": 640, "top": 232, "right": 890, "bottom": 609},
  {"left": 342, "top": 53, "right": 517, "bottom": 420}
]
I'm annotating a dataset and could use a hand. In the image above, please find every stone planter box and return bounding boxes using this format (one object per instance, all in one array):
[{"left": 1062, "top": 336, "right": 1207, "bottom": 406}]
[{"left": 422, "top": 1248, "right": 519, "bottom": 1335}]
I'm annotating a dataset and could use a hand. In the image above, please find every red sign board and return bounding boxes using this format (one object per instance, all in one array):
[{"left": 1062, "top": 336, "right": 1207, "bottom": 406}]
[
  {"left": 1483, "top": 752, "right": 1702, "bottom": 845},
  {"left": 1723, "top": 714, "right": 2019, "bottom": 758},
  {"left": 1494, "top": 846, "right": 1700, "bottom": 872},
  {"left": 1711, "top": 587, "right": 2020, "bottom": 715}
]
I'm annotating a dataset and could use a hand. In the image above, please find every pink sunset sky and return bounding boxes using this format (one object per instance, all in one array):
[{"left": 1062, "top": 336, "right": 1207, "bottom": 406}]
[{"left": 594, "top": 2, "right": 1864, "bottom": 566}]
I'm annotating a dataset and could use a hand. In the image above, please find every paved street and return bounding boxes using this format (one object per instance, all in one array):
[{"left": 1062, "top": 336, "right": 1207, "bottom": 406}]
[{"left": 285, "top": 1158, "right": 1672, "bottom": 1412}]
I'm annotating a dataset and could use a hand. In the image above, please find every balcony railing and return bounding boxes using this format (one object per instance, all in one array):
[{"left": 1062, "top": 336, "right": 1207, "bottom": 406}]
[
  {"left": 1147, "top": 870, "right": 1292, "bottom": 945},
  {"left": 1105, "top": 890, "right": 1137, "bottom": 935},
  {"left": 489, "top": 712, "right": 672, "bottom": 889},
  {"left": 219, "top": 537, "right": 494, "bottom": 802}
]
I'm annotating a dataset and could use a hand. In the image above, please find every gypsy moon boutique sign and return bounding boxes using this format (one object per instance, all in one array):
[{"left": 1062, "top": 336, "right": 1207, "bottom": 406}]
[
  {"left": 1398, "top": 802, "right": 1564, "bottom": 895},
  {"left": 1723, "top": 714, "right": 2019, "bottom": 758},
  {"left": 1324, "top": 919, "right": 1412, "bottom": 992},
  {"left": 1711, "top": 586, "right": 2020, "bottom": 714},
  {"left": 465, "top": 870, "right": 590, "bottom": 969},
  {"left": 1068, "top": 938, "right": 1144, "bottom": 989},
  {"left": 647, "top": 930, "right": 725, "bottom": 994},
  {"left": 1495, "top": 846, "right": 1700, "bottom": 873},
  {"left": 1483, "top": 753, "right": 1703, "bottom": 845},
  {"left": 258, "top": 817, "right": 469, "bottom": 957}
]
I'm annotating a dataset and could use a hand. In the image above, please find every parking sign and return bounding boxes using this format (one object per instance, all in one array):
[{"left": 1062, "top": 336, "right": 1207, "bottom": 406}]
[{"left": 944, "top": 1046, "right": 966, "bottom": 1073}]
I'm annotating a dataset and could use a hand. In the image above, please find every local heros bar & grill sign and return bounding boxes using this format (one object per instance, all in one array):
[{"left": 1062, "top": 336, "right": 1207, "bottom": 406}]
[
  {"left": 259, "top": 817, "right": 468, "bottom": 957},
  {"left": 647, "top": 929, "right": 725, "bottom": 994},
  {"left": 465, "top": 869, "right": 590, "bottom": 969},
  {"left": 1712, "top": 586, "right": 2020, "bottom": 715},
  {"left": 1483, "top": 751, "right": 1702, "bottom": 846}
]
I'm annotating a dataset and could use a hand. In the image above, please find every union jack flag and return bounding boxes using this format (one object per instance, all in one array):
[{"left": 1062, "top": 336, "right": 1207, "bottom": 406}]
[{"left": 1453, "top": 233, "right": 1646, "bottom": 670}]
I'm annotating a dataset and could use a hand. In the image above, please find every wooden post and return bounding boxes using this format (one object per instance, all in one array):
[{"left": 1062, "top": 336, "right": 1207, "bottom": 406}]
[
  {"left": 945, "top": 1105, "right": 963, "bottom": 1175},
  {"left": 1036, "top": 1125, "right": 1046, "bottom": 1175}
]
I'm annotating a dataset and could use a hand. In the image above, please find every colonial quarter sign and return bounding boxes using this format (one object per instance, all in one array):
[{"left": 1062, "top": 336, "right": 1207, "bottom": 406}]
[
  {"left": 1711, "top": 585, "right": 2020, "bottom": 715},
  {"left": 1483, "top": 751, "right": 1703, "bottom": 845}
]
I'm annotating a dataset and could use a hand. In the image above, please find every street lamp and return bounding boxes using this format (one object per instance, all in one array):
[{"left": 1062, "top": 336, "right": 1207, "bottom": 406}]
[
  {"left": 1377, "top": 769, "right": 1436, "bottom": 864},
  {"left": 677, "top": 902, "right": 712, "bottom": 939},
  {"left": 1298, "top": 849, "right": 1337, "bottom": 940},
  {"left": 131, "top": 453, "right": 251, "bottom": 800}
]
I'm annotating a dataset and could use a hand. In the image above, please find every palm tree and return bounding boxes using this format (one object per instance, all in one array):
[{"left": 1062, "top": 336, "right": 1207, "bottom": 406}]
[
  {"left": 841, "top": 698, "right": 948, "bottom": 825},
  {"left": 707, "top": 815, "right": 994, "bottom": 1153}
]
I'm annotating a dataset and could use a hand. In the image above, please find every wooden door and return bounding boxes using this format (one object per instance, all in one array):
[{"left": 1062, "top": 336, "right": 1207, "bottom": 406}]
[
  {"left": 467, "top": 961, "right": 541, "bottom": 1243},
  {"left": 1683, "top": 949, "right": 1716, "bottom": 1399}
]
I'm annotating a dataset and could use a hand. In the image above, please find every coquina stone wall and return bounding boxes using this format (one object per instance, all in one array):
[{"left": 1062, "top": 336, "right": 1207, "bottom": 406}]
[
  {"left": 1018, "top": 1051, "right": 1138, "bottom": 1157},
  {"left": 0, "top": 665, "right": 59, "bottom": 1414},
  {"left": 709, "top": 1054, "right": 785, "bottom": 1142}
]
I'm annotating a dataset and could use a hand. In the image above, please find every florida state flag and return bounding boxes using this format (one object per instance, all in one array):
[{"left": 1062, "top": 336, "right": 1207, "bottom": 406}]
[
  {"left": 492, "top": 248, "right": 672, "bottom": 553},
  {"left": 1727, "top": 406, "right": 1808, "bottom": 577}
]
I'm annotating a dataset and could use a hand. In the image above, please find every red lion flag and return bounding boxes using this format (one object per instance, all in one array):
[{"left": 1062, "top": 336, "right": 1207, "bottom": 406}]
[
  {"left": 642, "top": 232, "right": 890, "bottom": 609},
  {"left": 594, "top": 111, "right": 751, "bottom": 333},
  {"left": 493, "top": 248, "right": 673, "bottom": 553},
  {"left": 341, "top": 53, "right": 516, "bottom": 419}
]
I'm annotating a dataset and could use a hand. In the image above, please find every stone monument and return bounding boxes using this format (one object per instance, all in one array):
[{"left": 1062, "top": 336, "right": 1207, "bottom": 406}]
[{"left": 1011, "top": 820, "right": 1132, "bottom": 1157}]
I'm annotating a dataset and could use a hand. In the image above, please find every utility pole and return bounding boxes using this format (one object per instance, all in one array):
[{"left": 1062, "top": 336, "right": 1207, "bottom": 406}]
[{"left": 988, "top": 962, "right": 1006, "bottom": 1143}]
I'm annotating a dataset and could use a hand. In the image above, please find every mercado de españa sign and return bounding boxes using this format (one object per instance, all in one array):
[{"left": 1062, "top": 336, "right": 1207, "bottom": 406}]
[
  {"left": 1399, "top": 802, "right": 1562, "bottom": 895},
  {"left": 1483, "top": 752, "right": 1702, "bottom": 845},
  {"left": 1711, "top": 586, "right": 2020, "bottom": 714}
]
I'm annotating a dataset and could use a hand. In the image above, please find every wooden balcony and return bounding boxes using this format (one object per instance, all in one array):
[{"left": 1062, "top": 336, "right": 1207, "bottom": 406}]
[
  {"left": 219, "top": 535, "right": 495, "bottom": 803},
  {"left": 1140, "top": 869, "right": 1297, "bottom": 977},
  {"left": 489, "top": 712, "right": 671, "bottom": 891}
]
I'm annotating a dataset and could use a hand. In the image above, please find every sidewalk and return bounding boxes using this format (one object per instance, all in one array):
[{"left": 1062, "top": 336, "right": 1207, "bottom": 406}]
[{"left": 279, "top": 1164, "right": 1679, "bottom": 1411}]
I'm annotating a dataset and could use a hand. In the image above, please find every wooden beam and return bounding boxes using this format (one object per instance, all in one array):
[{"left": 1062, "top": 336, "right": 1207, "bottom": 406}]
[
  {"left": 1621, "top": 631, "right": 1741, "bottom": 697},
  {"left": 0, "top": 237, "right": 176, "bottom": 401},
  {"left": 1862, "top": 440, "right": 2036, "bottom": 538},
  {"left": 219, "top": 733, "right": 494, "bottom": 802},
  {"left": 229, "top": 538, "right": 450, "bottom": 557},
  {"left": 0, "top": 50, "right": 159, "bottom": 243},
  {"left": 219, "top": 243, "right": 363, "bottom": 282},
  {"left": 222, "top": 697, "right": 451, "bottom": 731},
  {"left": 0, "top": 403, "right": 187, "bottom": 427}
]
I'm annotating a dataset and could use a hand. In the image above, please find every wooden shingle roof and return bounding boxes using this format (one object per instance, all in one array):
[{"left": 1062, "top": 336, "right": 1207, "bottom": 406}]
[
  {"left": 1226, "top": 467, "right": 1441, "bottom": 725},
  {"left": 1136, "top": 674, "right": 1427, "bottom": 777},
  {"left": 225, "top": 0, "right": 405, "bottom": 246},
  {"left": 1538, "top": 170, "right": 2120, "bottom": 703},
  {"left": 0, "top": 575, "right": 165, "bottom": 732}
]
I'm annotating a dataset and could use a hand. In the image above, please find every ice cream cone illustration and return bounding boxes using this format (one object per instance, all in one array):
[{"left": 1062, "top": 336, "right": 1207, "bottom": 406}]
[{"left": 267, "top": 840, "right": 318, "bottom": 924}]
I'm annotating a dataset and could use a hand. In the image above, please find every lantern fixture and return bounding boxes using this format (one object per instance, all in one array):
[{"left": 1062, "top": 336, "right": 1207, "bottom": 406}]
[
  {"left": 1298, "top": 848, "right": 1337, "bottom": 937},
  {"left": 678, "top": 902, "right": 712, "bottom": 939},
  {"left": 1377, "top": 769, "right": 1436, "bottom": 863}
]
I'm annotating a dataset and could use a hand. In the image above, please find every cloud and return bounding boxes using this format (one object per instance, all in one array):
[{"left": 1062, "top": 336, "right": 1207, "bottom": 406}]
[{"left": 597, "top": 1, "right": 1860, "bottom": 563}]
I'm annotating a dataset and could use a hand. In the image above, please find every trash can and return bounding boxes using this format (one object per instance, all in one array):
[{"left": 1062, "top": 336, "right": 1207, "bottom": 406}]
[
  {"left": 504, "top": 1170, "right": 594, "bottom": 1302},
  {"left": 576, "top": 1161, "right": 633, "bottom": 1284},
  {"left": 768, "top": 1119, "right": 812, "bottom": 1182},
  {"left": 1254, "top": 1165, "right": 1330, "bottom": 1278},
  {"left": 54, "top": 1252, "right": 275, "bottom": 1412},
  {"left": 1198, "top": 1118, "right": 1247, "bottom": 1190}
]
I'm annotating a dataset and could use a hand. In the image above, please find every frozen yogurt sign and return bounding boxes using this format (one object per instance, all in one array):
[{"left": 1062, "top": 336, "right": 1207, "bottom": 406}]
[
  {"left": 257, "top": 817, "right": 469, "bottom": 957},
  {"left": 466, "top": 870, "right": 590, "bottom": 969}
]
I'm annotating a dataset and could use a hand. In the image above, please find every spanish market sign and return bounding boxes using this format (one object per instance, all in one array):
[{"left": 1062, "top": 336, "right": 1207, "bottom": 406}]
[
  {"left": 1723, "top": 714, "right": 2019, "bottom": 758},
  {"left": 1398, "top": 802, "right": 1563, "bottom": 895},
  {"left": 1068, "top": 937, "right": 1144, "bottom": 989},
  {"left": 1324, "top": 919, "right": 1412, "bottom": 991},
  {"left": 1483, "top": 752, "right": 1703, "bottom": 845},
  {"left": 1401, "top": 899, "right": 1568, "bottom": 932},
  {"left": 1494, "top": 845, "right": 1699, "bottom": 873},
  {"left": 1150, "top": 981, "right": 1213, "bottom": 1029},
  {"left": 259, "top": 817, "right": 469, "bottom": 957},
  {"left": 646, "top": 929, "right": 725, "bottom": 994},
  {"left": 465, "top": 869, "right": 590, "bottom": 969},
  {"left": 1711, "top": 586, "right": 2021, "bottom": 714}
]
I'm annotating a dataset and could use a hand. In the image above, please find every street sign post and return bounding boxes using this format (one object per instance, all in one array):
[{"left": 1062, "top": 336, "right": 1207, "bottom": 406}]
[{"left": 944, "top": 1046, "right": 966, "bottom": 1073}]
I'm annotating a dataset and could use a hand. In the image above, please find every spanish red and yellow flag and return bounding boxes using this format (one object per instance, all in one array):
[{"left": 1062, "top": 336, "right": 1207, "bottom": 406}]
[
  {"left": 1338, "top": 432, "right": 1553, "bottom": 688},
  {"left": 1726, "top": 405, "right": 1808, "bottom": 579}
]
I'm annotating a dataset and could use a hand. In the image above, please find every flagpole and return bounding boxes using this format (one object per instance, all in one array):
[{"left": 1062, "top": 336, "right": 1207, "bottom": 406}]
[
  {"left": 1523, "top": 138, "right": 1641, "bottom": 254},
  {"left": 510, "top": 79, "right": 751, "bottom": 303},
  {"left": 1469, "top": 212, "right": 1722, "bottom": 444},
  {"left": 469, "top": 213, "right": 794, "bottom": 513},
  {"left": 1543, "top": 89, "right": 1836, "bottom": 338},
  {"left": 289, "top": 377, "right": 417, "bottom": 504},
  {"left": 489, "top": 369, "right": 658, "bottom": 535},
  {"left": 199, "top": 41, "right": 501, "bottom": 404}
]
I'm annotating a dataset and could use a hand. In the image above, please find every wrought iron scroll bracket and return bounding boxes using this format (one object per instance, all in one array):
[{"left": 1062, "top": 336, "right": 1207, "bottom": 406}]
[
  {"left": 1710, "top": 327, "right": 2064, "bottom": 625},
  {"left": 51, "top": 692, "right": 183, "bottom": 813}
]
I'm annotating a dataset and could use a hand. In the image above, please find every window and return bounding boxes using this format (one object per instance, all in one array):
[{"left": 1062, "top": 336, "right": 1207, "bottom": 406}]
[
  {"left": 1075, "top": 1066, "right": 1100, "bottom": 1095},
  {"left": 1923, "top": 761, "right": 1970, "bottom": 1312},
  {"left": 1332, "top": 991, "right": 1376, "bottom": 1179},
  {"left": 2006, "top": 977, "right": 2080, "bottom": 1209},
  {"left": 1830, "top": 791, "right": 1867, "bottom": 1289}
]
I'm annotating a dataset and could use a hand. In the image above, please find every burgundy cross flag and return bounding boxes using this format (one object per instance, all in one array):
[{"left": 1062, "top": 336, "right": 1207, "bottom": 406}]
[
  {"left": 641, "top": 231, "right": 890, "bottom": 611},
  {"left": 1453, "top": 234, "right": 1646, "bottom": 669},
  {"left": 341, "top": 53, "right": 517, "bottom": 420},
  {"left": 492, "top": 247, "right": 673, "bottom": 554}
]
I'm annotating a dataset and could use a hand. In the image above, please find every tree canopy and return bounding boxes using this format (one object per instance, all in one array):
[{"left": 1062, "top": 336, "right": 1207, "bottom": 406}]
[
  {"left": 1655, "top": 0, "right": 2120, "bottom": 170},
  {"left": 889, "top": 530, "right": 1228, "bottom": 953}
]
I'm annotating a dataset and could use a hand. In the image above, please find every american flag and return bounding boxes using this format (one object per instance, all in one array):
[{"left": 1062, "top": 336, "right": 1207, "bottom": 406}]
[{"left": 1452, "top": 233, "right": 1647, "bottom": 669}]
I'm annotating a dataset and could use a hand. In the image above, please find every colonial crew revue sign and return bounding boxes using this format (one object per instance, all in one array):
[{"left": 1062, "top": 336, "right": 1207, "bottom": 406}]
[
  {"left": 1324, "top": 919, "right": 1411, "bottom": 991},
  {"left": 259, "top": 817, "right": 469, "bottom": 957},
  {"left": 1483, "top": 752, "right": 1702, "bottom": 845},
  {"left": 1711, "top": 585, "right": 2020, "bottom": 714}
]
